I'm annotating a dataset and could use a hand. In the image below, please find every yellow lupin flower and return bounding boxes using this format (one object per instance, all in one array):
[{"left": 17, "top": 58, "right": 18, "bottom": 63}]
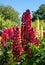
[
  {"left": 36, "top": 18, "right": 40, "bottom": 38},
  {"left": 40, "top": 25, "right": 43, "bottom": 39}
]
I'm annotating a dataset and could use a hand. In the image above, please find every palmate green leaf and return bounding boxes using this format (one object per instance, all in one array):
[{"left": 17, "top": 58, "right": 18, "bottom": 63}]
[
  {"left": 0, "top": 46, "right": 5, "bottom": 53},
  {"left": 7, "top": 50, "right": 11, "bottom": 54},
  {"left": 33, "top": 62, "right": 36, "bottom": 65},
  {"left": 21, "top": 59, "right": 28, "bottom": 65},
  {"left": 10, "top": 61, "right": 18, "bottom": 65},
  {"left": 36, "top": 59, "right": 40, "bottom": 63},
  {"left": 40, "top": 52, "right": 45, "bottom": 59},
  {"left": 21, "top": 61, "right": 27, "bottom": 65},
  {"left": 30, "top": 44, "right": 40, "bottom": 53}
]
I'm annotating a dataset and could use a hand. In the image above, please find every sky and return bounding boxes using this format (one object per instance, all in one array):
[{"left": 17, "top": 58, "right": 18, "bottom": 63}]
[{"left": 0, "top": 0, "right": 45, "bottom": 17}]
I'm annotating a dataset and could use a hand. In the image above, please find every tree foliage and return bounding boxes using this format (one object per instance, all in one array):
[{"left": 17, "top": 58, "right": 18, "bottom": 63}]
[
  {"left": 0, "top": 5, "right": 20, "bottom": 29},
  {"left": 32, "top": 4, "right": 45, "bottom": 21},
  {"left": 0, "top": 15, "right": 19, "bottom": 29}
]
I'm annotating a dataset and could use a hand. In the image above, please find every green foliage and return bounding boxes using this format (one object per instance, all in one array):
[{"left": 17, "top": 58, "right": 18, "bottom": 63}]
[
  {"left": 32, "top": 4, "right": 45, "bottom": 21},
  {"left": 0, "top": 40, "right": 12, "bottom": 65},
  {"left": 20, "top": 38, "right": 45, "bottom": 65},
  {"left": 0, "top": 38, "right": 45, "bottom": 65},
  {"left": 2, "top": 19, "right": 19, "bottom": 28},
  {"left": 0, "top": 15, "right": 20, "bottom": 29},
  {"left": 0, "top": 5, "right": 20, "bottom": 29},
  {"left": 0, "top": 5, "right": 20, "bottom": 22},
  {"left": 0, "top": 15, "right": 3, "bottom": 29}
]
